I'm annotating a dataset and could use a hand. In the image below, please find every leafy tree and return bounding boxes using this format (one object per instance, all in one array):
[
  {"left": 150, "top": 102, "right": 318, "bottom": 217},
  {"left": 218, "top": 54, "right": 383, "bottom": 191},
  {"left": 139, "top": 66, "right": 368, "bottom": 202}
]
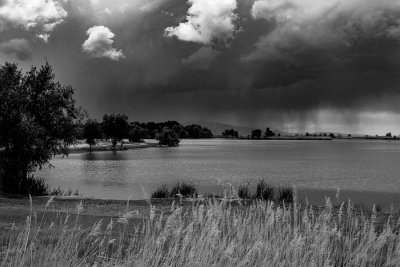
[
  {"left": 184, "top": 124, "right": 213, "bottom": 138},
  {"left": 102, "top": 114, "right": 129, "bottom": 147},
  {"left": 0, "top": 62, "right": 83, "bottom": 194},
  {"left": 128, "top": 125, "right": 145, "bottom": 142},
  {"left": 222, "top": 129, "right": 238, "bottom": 138},
  {"left": 83, "top": 119, "right": 101, "bottom": 151},
  {"left": 264, "top": 127, "right": 275, "bottom": 138},
  {"left": 251, "top": 129, "right": 262, "bottom": 139},
  {"left": 156, "top": 127, "right": 180, "bottom": 146},
  {"left": 173, "top": 124, "right": 189, "bottom": 138},
  {"left": 386, "top": 132, "right": 392, "bottom": 137}
]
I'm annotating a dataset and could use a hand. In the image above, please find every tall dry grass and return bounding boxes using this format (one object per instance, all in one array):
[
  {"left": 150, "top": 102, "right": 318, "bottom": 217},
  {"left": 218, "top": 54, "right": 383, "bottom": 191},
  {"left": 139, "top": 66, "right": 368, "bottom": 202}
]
[{"left": 1, "top": 196, "right": 400, "bottom": 266}]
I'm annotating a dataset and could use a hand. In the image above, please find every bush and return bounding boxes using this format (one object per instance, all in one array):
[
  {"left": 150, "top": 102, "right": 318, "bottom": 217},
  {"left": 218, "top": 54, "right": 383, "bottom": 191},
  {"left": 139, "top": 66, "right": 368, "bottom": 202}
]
[
  {"left": 278, "top": 187, "right": 294, "bottom": 203},
  {"left": 26, "top": 176, "right": 49, "bottom": 196},
  {"left": 170, "top": 183, "right": 197, "bottom": 197},
  {"left": 238, "top": 183, "right": 251, "bottom": 199},
  {"left": 150, "top": 183, "right": 198, "bottom": 199},
  {"left": 156, "top": 127, "right": 180, "bottom": 147},
  {"left": 151, "top": 184, "right": 169, "bottom": 199},
  {"left": 255, "top": 180, "right": 274, "bottom": 200}
]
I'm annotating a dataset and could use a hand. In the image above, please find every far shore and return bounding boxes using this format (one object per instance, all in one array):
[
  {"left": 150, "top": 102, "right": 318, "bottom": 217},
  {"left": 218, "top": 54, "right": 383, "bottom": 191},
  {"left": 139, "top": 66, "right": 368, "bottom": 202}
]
[{"left": 67, "top": 140, "right": 159, "bottom": 154}]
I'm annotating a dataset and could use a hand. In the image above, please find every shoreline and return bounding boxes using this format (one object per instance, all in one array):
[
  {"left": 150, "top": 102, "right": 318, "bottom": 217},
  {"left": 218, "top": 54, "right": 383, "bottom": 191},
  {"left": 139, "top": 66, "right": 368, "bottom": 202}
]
[
  {"left": 66, "top": 141, "right": 159, "bottom": 154},
  {"left": 0, "top": 195, "right": 394, "bottom": 235}
]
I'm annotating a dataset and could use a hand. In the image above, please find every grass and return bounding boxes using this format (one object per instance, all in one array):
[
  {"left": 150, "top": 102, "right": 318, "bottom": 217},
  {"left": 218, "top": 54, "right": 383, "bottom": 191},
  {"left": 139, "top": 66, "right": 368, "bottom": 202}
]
[
  {"left": 1, "top": 196, "right": 400, "bottom": 266},
  {"left": 151, "top": 183, "right": 197, "bottom": 199},
  {"left": 238, "top": 183, "right": 251, "bottom": 199},
  {"left": 151, "top": 184, "right": 169, "bottom": 199},
  {"left": 278, "top": 187, "right": 294, "bottom": 203},
  {"left": 255, "top": 180, "right": 274, "bottom": 201}
]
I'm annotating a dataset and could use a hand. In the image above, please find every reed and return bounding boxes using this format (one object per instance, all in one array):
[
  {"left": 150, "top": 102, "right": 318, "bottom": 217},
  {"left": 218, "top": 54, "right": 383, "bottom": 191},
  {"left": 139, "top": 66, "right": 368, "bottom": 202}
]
[{"left": 1, "top": 197, "right": 399, "bottom": 266}]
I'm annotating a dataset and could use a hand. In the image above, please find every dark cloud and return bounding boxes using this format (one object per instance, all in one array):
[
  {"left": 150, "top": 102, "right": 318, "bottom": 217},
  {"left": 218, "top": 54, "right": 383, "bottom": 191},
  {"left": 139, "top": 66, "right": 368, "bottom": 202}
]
[
  {"left": 0, "top": 38, "right": 32, "bottom": 60},
  {"left": 0, "top": 0, "right": 399, "bottom": 133}
]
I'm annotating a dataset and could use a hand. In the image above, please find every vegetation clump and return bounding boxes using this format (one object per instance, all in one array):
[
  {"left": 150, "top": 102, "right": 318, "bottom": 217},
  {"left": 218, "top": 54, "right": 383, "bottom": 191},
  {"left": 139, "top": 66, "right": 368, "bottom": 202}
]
[
  {"left": 238, "top": 183, "right": 251, "bottom": 199},
  {"left": 1, "top": 198, "right": 399, "bottom": 266},
  {"left": 151, "top": 183, "right": 197, "bottom": 198},
  {"left": 255, "top": 180, "right": 274, "bottom": 200},
  {"left": 155, "top": 127, "right": 180, "bottom": 147},
  {"left": 0, "top": 62, "right": 83, "bottom": 195},
  {"left": 279, "top": 186, "right": 294, "bottom": 203}
]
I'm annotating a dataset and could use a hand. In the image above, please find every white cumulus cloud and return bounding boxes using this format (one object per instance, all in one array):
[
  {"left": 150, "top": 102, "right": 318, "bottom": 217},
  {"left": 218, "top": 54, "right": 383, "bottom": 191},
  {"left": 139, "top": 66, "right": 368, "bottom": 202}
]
[
  {"left": 165, "top": 0, "right": 238, "bottom": 45},
  {"left": 82, "top": 26, "right": 125, "bottom": 61},
  {"left": 0, "top": 0, "right": 67, "bottom": 40}
]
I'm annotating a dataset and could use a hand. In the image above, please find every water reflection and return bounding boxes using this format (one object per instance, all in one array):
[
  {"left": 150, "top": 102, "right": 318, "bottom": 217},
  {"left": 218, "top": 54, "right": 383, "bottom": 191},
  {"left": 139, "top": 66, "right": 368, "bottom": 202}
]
[
  {"left": 81, "top": 152, "right": 128, "bottom": 189},
  {"left": 38, "top": 139, "right": 400, "bottom": 209}
]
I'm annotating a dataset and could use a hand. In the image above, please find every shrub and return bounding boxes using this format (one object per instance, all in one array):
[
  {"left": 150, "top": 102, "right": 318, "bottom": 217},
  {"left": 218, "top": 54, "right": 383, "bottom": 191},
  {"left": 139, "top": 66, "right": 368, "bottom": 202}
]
[
  {"left": 50, "top": 187, "right": 63, "bottom": 196},
  {"left": 255, "top": 180, "right": 274, "bottom": 200},
  {"left": 238, "top": 183, "right": 251, "bottom": 199},
  {"left": 156, "top": 127, "right": 180, "bottom": 147},
  {"left": 170, "top": 183, "right": 197, "bottom": 197},
  {"left": 151, "top": 184, "right": 169, "bottom": 198},
  {"left": 26, "top": 176, "right": 49, "bottom": 196},
  {"left": 278, "top": 187, "right": 294, "bottom": 203}
]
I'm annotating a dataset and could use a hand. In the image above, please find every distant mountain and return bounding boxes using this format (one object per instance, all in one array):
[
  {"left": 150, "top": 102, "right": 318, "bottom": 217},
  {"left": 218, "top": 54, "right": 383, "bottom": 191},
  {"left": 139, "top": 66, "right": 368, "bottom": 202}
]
[{"left": 186, "top": 120, "right": 258, "bottom": 137}]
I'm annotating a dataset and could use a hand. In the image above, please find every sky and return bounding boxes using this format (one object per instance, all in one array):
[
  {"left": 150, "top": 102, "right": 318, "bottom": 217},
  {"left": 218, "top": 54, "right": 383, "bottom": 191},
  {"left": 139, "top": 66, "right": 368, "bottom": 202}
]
[{"left": 1, "top": 0, "right": 400, "bottom": 135}]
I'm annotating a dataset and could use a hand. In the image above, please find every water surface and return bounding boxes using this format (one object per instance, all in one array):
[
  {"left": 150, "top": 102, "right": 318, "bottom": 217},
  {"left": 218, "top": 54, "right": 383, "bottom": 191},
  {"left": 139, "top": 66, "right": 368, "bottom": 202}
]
[{"left": 38, "top": 139, "right": 400, "bottom": 209}]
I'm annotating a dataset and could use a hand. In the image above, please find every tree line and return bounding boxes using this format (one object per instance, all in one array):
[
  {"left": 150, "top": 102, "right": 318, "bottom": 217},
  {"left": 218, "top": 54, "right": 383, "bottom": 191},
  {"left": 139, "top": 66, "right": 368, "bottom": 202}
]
[
  {"left": 221, "top": 127, "right": 277, "bottom": 139},
  {"left": 0, "top": 62, "right": 215, "bottom": 195},
  {"left": 81, "top": 116, "right": 214, "bottom": 150}
]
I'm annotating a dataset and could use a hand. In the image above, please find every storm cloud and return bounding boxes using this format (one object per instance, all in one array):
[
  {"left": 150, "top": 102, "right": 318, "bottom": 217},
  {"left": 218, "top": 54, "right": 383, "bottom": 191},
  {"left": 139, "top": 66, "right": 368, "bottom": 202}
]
[
  {"left": 0, "top": 38, "right": 32, "bottom": 60},
  {"left": 0, "top": 0, "right": 400, "bottom": 134}
]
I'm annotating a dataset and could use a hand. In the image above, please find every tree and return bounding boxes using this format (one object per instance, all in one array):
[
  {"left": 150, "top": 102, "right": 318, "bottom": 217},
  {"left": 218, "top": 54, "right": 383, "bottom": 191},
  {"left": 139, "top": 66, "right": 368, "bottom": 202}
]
[
  {"left": 264, "top": 127, "right": 275, "bottom": 138},
  {"left": 251, "top": 129, "right": 262, "bottom": 139},
  {"left": 83, "top": 119, "right": 101, "bottom": 151},
  {"left": 0, "top": 62, "right": 83, "bottom": 194},
  {"left": 222, "top": 129, "right": 238, "bottom": 138},
  {"left": 102, "top": 114, "right": 129, "bottom": 147},
  {"left": 156, "top": 127, "right": 180, "bottom": 147},
  {"left": 184, "top": 124, "right": 213, "bottom": 138},
  {"left": 386, "top": 132, "right": 392, "bottom": 138},
  {"left": 173, "top": 124, "right": 189, "bottom": 138},
  {"left": 128, "top": 125, "right": 145, "bottom": 142}
]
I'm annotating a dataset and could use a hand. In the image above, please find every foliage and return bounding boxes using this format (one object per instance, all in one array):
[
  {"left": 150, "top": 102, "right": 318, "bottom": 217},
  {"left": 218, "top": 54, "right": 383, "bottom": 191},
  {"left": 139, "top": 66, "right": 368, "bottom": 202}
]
[
  {"left": 169, "top": 182, "right": 197, "bottom": 197},
  {"left": 251, "top": 129, "right": 262, "bottom": 139},
  {"left": 238, "top": 183, "right": 251, "bottom": 199},
  {"left": 155, "top": 127, "right": 180, "bottom": 147},
  {"left": 0, "top": 62, "right": 83, "bottom": 194},
  {"left": 264, "top": 127, "right": 275, "bottom": 138},
  {"left": 255, "top": 180, "right": 274, "bottom": 200},
  {"left": 102, "top": 114, "right": 129, "bottom": 147},
  {"left": 83, "top": 119, "right": 102, "bottom": 150},
  {"left": 151, "top": 183, "right": 198, "bottom": 198},
  {"left": 25, "top": 176, "right": 50, "bottom": 196},
  {"left": 222, "top": 129, "right": 238, "bottom": 138},
  {"left": 128, "top": 125, "right": 145, "bottom": 142},
  {"left": 150, "top": 184, "right": 170, "bottom": 198},
  {"left": 184, "top": 124, "right": 213, "bottom": 138},
  {"left": 278, "top": 187, "right": 294, "bottom": 203},
  {"left": 2, "top": 198, "right": 400, "bottom": 266}
]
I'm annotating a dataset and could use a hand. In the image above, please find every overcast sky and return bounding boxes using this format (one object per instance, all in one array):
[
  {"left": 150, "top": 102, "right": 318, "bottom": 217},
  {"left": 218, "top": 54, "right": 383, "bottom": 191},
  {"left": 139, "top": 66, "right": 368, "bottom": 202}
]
[{"left": 1, "top": 0, "right": 400, "bottom": 134}]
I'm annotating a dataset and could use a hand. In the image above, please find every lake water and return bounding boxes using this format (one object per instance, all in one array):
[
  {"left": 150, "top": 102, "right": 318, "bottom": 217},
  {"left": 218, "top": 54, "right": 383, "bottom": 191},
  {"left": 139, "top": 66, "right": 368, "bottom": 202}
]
[{"left": 39, "top": 139, "right": 400, "bottom": 209}]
